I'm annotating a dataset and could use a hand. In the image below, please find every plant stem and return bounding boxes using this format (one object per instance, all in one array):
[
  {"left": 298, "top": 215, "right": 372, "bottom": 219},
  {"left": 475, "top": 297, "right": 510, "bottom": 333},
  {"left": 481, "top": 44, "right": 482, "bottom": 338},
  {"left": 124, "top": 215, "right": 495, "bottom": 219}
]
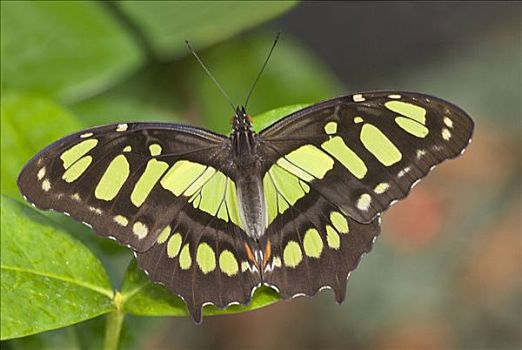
[{"left": 104, "top": 292, "right": 125, "bottom": 350}]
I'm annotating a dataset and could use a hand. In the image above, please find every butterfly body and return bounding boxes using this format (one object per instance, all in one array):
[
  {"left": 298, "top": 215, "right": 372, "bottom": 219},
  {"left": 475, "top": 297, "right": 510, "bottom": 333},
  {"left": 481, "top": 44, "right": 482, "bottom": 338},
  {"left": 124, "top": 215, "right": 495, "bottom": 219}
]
[
  {"left": 229, "top": 106, "right": 266, "bottom": 237},
  {"left": 18, "top": 91, "right": 474, "bottom": 323}
]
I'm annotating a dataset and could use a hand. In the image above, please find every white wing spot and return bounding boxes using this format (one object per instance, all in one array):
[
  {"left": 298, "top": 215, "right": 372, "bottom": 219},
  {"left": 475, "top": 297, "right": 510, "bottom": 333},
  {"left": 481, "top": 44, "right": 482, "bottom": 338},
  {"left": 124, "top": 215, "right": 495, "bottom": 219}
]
[
  {"left": 87, "top": 206, "right": 102, "bottom": 214},
  {"left": 374, "top": 183, "right": 390, "bottom": 194},
  {"left": 352, "top": 94, "right": 365, "bottom": 102},
  {"left": 388, "top": 94, "right": 401, "bottom": 99},
  {"left": 292, "top": 293, "right": 306, "bottom": 299},
  {"left": 416, "top": 149, "right": 426, "bottom": 159},
  {"left": 265, "top": 282, "right": 280, "bottom": 294},
  {"left": 133, "top": 221, "right": 148, "bottom": 239},
  {"left": 250, "top": 283, "right": 262, "bottom": 298},
  {"left": 113, "top": 215, "right": 129, "bottom": 227},
  {"left": 263, "top": 264, "right": 273, "bottom": 273},
  {"left": 123, "top": 145, "right": 132, "bottom": 152},
  {"left": 42, "top": 179, "right": 51, "bottom": 191},
  {"left": 71, "top": 193, "right": 81, "bottom": 201},
  {"left": 319, "top": 285, "right": 332, "bottom": 292},
  {"left": 80, "top": 132, "right": 93, "bottom": 138},
  {"left": 116, "top": 124, "right": 128, "bottom": 132},
  {"left": 398, "top": 167, "right": 411, "bottom": 178},
  {"left": 272, "top": 256, "right": 282, "bottom": 268},
  {"left": 241, "top": 261, "right": 250, "bottom": 273},
  {"left": 443, "top": 117, "right": 453, "bottom": 128},
  {"left": 37, "top": 167, "right": 46, "bottom": 180},
  {"left": 442, "top": 128, "right": 452, "bottom": 140},
  {"left": 356, "top": 193, "right": 372, "bottom": 211}
]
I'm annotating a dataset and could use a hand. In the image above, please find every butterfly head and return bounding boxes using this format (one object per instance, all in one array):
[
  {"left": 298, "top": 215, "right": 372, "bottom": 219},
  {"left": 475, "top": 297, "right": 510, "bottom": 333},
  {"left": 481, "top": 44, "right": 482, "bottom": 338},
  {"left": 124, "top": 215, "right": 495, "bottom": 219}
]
[{"left": 232, "top": 106, "right": 253, "bottom": 132}]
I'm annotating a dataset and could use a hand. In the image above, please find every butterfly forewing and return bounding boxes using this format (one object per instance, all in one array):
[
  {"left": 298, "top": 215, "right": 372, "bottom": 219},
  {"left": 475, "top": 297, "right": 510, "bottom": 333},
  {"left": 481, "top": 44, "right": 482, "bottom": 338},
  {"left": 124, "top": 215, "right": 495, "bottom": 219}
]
[
  {"left": 259, "top": 92, "right": 474, "bottom": 223},
  {"left": 17, "top": 123, "right": 235, "bottom": 252}
]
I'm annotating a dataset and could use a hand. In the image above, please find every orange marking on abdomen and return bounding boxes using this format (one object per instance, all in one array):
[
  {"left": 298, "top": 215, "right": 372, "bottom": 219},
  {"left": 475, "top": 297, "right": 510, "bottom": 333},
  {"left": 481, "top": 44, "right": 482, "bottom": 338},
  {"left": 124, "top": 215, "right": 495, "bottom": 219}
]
[
  {"left": 244, "top": 242, "right": 256, "bottom": 264},
  {"left": 262, "top": 240, "right": 272, "bottom": 268}
]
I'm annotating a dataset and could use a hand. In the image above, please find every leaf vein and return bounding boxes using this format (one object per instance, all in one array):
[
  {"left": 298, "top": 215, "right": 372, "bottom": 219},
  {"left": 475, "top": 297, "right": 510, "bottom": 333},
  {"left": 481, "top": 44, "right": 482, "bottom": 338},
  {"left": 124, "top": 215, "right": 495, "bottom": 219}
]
[{"left": 0, "top": 264, "right": 114, "bottom": 299}]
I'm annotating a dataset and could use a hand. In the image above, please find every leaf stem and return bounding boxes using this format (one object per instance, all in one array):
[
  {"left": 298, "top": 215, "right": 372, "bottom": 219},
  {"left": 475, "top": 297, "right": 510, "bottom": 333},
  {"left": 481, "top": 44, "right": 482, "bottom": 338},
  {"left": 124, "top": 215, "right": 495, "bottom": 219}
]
[{"left": 104, "top": 292, "right": 125, "bottom": 350}]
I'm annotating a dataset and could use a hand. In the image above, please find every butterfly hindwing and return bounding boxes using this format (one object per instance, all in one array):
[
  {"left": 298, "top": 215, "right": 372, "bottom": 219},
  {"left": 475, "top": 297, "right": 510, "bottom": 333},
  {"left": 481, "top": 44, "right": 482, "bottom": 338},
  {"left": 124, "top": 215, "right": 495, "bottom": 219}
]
[
  {"left": 136, "top": 201, "right": 260, "bottom": 323},
  {"left": 259, "top": 170, "right": 380, "bottom": 300},
  {"left": 259, "top": 91, "right": 474, "bottom": 223}
]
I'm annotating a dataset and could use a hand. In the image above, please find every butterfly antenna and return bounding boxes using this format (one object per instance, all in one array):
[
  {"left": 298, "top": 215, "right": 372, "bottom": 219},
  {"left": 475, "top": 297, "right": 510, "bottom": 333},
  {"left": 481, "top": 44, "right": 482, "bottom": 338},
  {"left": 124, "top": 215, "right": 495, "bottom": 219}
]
[
  {"left": 244, "top": 32, "right": 281, "bottom": 109},
  {"left": 185, "top": 40, "right": 236, "bottom": 112}
]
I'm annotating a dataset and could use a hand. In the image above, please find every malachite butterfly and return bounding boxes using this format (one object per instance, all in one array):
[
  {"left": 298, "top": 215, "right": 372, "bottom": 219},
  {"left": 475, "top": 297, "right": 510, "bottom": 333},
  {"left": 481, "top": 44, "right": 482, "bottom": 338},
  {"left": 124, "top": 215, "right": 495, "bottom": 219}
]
[
  {"left": 18, "top": 44, "right": 474, "bottom": 323},
  {"left": 18, "top": 91, "right": 474, "bottom": 323}
]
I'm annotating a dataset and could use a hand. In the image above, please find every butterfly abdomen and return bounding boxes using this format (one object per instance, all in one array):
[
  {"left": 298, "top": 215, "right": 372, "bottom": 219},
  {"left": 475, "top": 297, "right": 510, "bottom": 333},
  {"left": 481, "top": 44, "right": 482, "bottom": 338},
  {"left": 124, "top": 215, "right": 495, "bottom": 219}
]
[{"left": 235, "top": 173, "right": 267, "bottom": 242}]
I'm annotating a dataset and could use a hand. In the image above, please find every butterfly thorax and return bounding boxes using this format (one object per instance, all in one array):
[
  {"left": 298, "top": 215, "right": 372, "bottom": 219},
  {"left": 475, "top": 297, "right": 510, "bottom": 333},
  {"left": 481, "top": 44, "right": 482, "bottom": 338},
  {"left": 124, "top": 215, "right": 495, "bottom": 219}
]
[
  {"left": 230, "top": 106, "right": 257, "bottom": 165},
  {"left": 230, "top": 107, "right": 267, "bottom": 244}
]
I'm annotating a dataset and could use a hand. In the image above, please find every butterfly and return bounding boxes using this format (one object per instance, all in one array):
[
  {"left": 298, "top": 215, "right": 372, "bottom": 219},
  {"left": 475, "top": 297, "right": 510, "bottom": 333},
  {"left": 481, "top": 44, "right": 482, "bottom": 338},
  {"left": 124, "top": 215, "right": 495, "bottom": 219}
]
[{"left": 17, "top": 89, "right": 474, "bottom": 323}]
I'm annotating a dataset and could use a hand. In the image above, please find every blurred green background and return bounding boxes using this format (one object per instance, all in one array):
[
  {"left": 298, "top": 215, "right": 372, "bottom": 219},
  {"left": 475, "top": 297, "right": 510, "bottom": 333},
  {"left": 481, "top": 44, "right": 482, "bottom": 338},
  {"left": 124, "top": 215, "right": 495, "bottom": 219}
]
[{"left": 1, "top": 1, "right": 521, "bottom": 349}]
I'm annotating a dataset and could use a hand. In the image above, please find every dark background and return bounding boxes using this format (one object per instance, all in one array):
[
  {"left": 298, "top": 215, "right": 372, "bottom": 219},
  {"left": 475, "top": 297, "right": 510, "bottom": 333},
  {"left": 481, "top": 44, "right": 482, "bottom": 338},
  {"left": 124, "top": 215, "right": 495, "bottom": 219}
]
[{"left": 279, "top": 2, "right": 517, "bottom": 89}]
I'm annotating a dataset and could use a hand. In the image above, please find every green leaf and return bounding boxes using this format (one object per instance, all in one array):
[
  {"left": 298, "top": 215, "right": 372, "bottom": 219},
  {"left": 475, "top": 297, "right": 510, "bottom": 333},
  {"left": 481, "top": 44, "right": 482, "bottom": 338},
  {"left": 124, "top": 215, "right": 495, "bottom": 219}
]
[
  {"left": 70, "top": 67, "right": 183, "bottom": 127},
  {"left": 70, "top": 90, "right": 179, "bottom": 127},
  {"left": 0, "top": 1, "right": 143, "bottom": 102},
  {"left": 117, "top": 1, "right": 297, "bottom": 59},
  {"left": 189, "top": 35, "right": 342, "bottom": 133},
  {"left": 0, "top": 196, "right": 114, "bottom": 340},
  {"left": 0, "top": 94, "right": 83, "bottom": 200},
  {"left": 253, "top": 103, "right": 311, "bottom": 132},
  {"left": 3, "top": 326, "right": 81, "bottom": 350},
  {"left": 120, "top": 260, "right": 280, "bottom": 318},
  {"left": 119, "top": 260, "right": 185, "bottom": 316}
]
